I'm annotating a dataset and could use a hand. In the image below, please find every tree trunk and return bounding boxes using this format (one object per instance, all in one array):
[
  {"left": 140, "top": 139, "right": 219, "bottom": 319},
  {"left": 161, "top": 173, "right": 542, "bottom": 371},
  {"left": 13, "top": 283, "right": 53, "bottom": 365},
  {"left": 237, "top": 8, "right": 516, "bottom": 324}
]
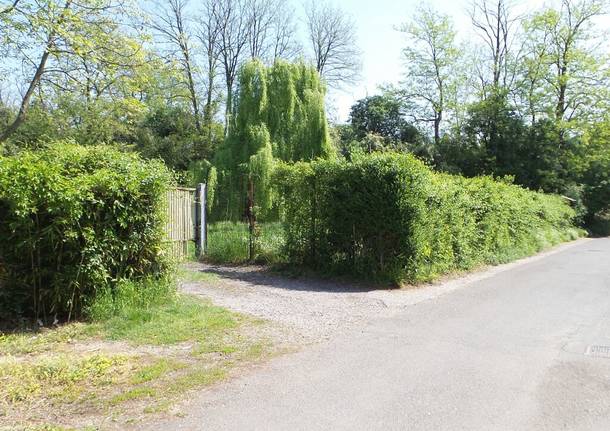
[
  {"left": 204, "top": 56, "right": 216, "bottom": 142},
  {"left": 225, "top": 79, "right": 233, "bottom": 136},
  {"left": 184, "top": 58, "right": 201, "bottom": 131},
  {"left": 556, "top": 81, "right": 566, "bottom": 123},
  {"left": 246, "top": 177, "right": 255, "bottom": 261},
  {"left": 0, "top": 0, "right": 72, "bottom": 143},
  {"left": 0, "top": 49, "right": 51, "bottom": 142},
  {"left": 434, "top": 111, "right": 442, "bottom": 146}
]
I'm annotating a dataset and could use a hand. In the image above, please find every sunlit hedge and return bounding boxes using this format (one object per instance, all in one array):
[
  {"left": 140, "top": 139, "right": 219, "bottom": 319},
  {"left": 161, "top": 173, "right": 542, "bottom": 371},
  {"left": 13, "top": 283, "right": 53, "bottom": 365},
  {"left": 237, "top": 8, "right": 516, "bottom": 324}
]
[
  {"left": 0, "top": 143, "right": 173, "bottom": 321},
  {"left": 275, "top": 152, "right": 582, "bottom": 283}
]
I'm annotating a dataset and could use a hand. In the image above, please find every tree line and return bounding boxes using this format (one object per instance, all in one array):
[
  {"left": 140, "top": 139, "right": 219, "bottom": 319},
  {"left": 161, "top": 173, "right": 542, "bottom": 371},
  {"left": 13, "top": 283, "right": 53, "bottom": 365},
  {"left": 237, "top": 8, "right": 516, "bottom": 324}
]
[
  {"left": 338, "top": 0, "right": 609, "bottom": 229},
  {"left": 0, "top": 0, "right": 360, "bottom": 161},
  {"left": 0, "top": 0, "right": 608, "bottom": 230}
]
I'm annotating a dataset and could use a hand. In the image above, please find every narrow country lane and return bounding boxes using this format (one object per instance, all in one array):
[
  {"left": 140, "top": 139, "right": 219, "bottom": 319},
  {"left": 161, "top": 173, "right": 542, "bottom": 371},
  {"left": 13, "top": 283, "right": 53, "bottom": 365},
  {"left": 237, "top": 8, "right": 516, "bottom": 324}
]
[{"left": 146, "top": 238, "right": 610, "bottom": 431}]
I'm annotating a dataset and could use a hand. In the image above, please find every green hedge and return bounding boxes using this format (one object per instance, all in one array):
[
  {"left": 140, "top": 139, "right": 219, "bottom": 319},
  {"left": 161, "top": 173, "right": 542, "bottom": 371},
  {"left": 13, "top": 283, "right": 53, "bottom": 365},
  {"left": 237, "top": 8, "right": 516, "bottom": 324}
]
[
  {"left": 0, "top": 143, "right": 173, "bottom": 321},
  {"left": 275, "top": 152, "right": 582, "bottom": 283}
]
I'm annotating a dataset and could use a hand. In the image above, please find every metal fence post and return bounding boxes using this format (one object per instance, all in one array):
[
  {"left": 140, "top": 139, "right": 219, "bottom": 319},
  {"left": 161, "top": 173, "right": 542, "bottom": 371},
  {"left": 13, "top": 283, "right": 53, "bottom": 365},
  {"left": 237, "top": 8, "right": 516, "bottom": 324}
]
[{"left": 195, "top": 183, "right": 207, "bottom": 258}]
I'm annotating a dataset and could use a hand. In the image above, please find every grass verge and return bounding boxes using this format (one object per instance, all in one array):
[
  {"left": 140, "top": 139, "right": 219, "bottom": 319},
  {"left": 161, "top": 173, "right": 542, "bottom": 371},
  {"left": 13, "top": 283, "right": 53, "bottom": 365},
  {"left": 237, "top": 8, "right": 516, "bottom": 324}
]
[{"left": 0, "top": 274, "right": 273, "bottom": 430}]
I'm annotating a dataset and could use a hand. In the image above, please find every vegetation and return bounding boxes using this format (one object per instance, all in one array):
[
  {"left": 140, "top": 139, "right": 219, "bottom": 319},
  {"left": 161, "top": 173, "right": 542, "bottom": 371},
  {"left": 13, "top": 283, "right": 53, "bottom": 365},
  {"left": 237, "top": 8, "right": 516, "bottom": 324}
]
[
  {"left": 1, "top": 0, "right": 606, "bottom": 233},
  {"left": 0, "top": 2, "right": 602, "bottom": 425},
  {"left": 335, "top": 0, "right": 610, "bottom": 231},
  {"left": 0, "top": 273, "right": 272, "bottom": 429},
  {"left": 214, "top": 59, "right": 333, "bottom": 221},
  {"left": 0, "top": 143, "right": 172, "bottom": 322},
  {"left": 341, "top": 92, "right": 426, "bottom": 159},
  {"left": 275, "top": 153, "right": 582, "bottom": 283},
  {"left": 205, "top": 221, "right": 284, "bottom": 264}
]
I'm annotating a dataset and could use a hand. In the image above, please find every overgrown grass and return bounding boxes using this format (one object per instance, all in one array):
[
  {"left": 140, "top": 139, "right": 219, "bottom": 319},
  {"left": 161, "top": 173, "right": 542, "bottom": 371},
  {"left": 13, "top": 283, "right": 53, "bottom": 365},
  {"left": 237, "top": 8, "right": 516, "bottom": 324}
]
[
  {"left": 85, "top": 276, "right": 237, "bottom": 346},
  {"left": 205, "top": 221, "right": 284, "bottom": 264},
  {"left": 130, "top": 359, "right": 186, "bottom": 385},
  {"left": 100, "top": 295, "right": 238, "bottom": 345},
  {"left": 0, "top": 275, "right": 273, "bottom": 429},
  {"left": 0, "top": 323, "right": 98, "bottom": 356}
]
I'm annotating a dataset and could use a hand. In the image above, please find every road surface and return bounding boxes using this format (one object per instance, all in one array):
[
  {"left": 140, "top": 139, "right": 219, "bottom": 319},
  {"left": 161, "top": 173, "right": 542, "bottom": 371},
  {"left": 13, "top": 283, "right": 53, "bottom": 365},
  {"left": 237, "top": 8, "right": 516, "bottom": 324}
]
[{"left": 148, "top": 238, "right": 610, "bottom": 430}]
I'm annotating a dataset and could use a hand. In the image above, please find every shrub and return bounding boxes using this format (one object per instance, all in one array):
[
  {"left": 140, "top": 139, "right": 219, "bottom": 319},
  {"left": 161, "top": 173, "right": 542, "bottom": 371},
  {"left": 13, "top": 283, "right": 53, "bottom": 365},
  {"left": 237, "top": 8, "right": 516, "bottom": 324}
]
[
  {"left": 0, "top": 143, "right": 173, "bottom": 321},
  {"left": 275, "top": 152, "right": 582, "bottom": 283}
]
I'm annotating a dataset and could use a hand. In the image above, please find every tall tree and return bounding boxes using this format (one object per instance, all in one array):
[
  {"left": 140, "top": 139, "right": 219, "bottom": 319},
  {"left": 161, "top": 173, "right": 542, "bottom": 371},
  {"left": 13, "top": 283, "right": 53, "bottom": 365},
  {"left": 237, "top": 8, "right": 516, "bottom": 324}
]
[
  {"left": 215, "top": 59, "right": 333, "bottom": 219},
  {"left": 245, "top": 0, "right": 300, "bottom": 62},
  {"left": 518, "top": 16, "right": 555, "bottom": 124},
  {"left": 246, "top": 0, "right": 275, "bottom": 60},
  {"left": 399, "top": 7, "right": 459, "bottom": 145},
  {"left": 211, "top": 0, "right": 251, "bottom": 133},
  {"left": 304, "top": 0, "right": 361, "bottom": 88},
  {"left": 149, "top": 0, "right": 201, "bottom": 131},
  {"left": 469, "top": 0, "right": 520, "bottom": 94},
  {"left": 270, "top": 1, "right": 301, "bottom": 61},
  {"left": 0, "top": 0, "right": 136, "bottom": 143},
  {"left": 198, "top": 0, "right": 222, "bottom": 136},
  {"left": 348, "top": 92, "right": 419, "bottom": 144},
  {"left": 530, "top": 0, "right": 608, "bottom": 126}
]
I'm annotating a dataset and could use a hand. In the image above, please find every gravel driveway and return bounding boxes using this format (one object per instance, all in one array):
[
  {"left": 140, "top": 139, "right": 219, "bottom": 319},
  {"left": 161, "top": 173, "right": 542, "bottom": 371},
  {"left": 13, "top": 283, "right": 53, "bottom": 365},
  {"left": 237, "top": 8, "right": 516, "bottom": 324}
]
[
  {"left": 180, "top": 241, "right": 585, "bottom": 345},
  {"left": 181, "top": 264, "right": 398, "bottom": 344}
]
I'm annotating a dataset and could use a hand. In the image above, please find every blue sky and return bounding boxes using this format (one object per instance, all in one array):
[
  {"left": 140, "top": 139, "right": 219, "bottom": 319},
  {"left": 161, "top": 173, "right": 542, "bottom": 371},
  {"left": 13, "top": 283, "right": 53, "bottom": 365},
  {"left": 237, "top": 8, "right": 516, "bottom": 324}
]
[{"left": 325, "top": 0, "right": 473, "bottom": 122}]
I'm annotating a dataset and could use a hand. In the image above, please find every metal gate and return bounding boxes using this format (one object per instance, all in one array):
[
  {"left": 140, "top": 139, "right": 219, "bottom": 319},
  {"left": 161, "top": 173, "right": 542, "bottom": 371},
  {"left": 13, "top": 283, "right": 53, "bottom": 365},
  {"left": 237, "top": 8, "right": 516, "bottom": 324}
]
[{"left": 166, "top": 184, "right": 206, "bottom": 260}]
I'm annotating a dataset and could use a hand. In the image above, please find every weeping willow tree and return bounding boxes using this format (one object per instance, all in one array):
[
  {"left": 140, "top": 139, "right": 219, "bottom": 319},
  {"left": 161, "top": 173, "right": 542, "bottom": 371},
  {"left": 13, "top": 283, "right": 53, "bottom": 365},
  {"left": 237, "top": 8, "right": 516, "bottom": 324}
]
[{"left": 214, "top": 59, "right": 333, "bottom": 221}]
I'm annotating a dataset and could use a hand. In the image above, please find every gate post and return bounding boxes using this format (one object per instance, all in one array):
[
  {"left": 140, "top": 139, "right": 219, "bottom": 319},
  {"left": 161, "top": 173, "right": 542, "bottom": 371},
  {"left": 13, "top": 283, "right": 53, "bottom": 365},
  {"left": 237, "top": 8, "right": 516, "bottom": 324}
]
[{"left": 195, "top": 183, "right": 207, "bottom": 258}]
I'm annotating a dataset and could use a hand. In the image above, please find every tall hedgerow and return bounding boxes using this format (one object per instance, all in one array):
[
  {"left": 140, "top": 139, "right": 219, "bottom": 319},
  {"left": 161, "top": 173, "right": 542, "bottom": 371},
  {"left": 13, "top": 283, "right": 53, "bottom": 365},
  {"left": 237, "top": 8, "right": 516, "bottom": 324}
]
[
  {"left": 0, "top": 143, "right": 173, "bottom": 322},
  {"left": 274, "top": 152, "right": 582, "bottom": 283}
]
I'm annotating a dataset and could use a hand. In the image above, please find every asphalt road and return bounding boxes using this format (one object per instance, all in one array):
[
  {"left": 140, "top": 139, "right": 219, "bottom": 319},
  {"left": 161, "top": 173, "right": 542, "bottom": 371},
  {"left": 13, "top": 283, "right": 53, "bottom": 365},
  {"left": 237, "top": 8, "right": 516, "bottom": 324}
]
[{"left": 151, "top": 238, "right": 610, "bottom": 431}]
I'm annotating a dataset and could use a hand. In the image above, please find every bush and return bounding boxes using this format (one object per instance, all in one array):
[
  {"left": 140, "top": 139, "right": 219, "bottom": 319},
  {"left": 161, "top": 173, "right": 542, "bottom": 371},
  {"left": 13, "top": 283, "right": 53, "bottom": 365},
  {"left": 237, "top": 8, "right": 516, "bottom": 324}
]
[
  {"left": 275, "top": 152, "right": 582, "bottom": 283},
  {"left": 0, "top": 143, "right": 173, "bottom": 321}
]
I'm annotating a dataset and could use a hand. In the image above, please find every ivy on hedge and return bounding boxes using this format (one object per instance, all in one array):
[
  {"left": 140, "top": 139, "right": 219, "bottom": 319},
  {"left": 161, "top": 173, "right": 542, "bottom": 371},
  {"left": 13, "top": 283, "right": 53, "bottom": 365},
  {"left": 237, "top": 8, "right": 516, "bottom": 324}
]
[
  {"left": 274, "top": 152, "right": 582, "bottom": 283},
  {"left": 0, "top": 143, "right": 173, "bottom": 321}
]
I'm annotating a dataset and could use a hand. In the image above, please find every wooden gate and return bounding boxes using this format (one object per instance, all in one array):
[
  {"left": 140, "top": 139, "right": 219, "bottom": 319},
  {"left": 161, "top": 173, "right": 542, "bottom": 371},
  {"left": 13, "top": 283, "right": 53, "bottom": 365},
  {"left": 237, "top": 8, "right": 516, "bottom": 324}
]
[
  {"left": 166, "top": 187, "right": 195, "bottom": 260},
  {"left": 166, "top": 185, "right": 206, "bottom": 260}
]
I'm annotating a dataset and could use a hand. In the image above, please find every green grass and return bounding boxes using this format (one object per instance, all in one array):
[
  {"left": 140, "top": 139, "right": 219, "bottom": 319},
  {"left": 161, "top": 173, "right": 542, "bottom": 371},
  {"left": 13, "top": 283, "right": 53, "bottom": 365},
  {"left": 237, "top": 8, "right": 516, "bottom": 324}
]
[
  {"left": 130, "top": 359, "right": 186, "bottom": 384},
  {"left": 81, "top": 276, "right": 239, "bottom": 346},
  {"left": 178, "top": 267, "right": 220, "bottom": 283},
  {"left": 109, "top": 387, "right": 156, "bottom": 405},
  {"left": 0, "top": 354, "right": 130, "bottom": 404},
  {"left": 205, "top": 221, "right": 284, "bottom": 264},
  {"left": 99, "top": 295, "right": 238, "bottom": 345},
  {"left": 0, "top": 276, "right": 273, "bottom": 428},
  {"left": 0, "top": 323, "right": 98, "bottom": 356},
  {"left": 166, "top": 367, "right": 228, "bottom": 393},
  {"left": 142, "top": 400, "right": 173, "bottom": 414}
]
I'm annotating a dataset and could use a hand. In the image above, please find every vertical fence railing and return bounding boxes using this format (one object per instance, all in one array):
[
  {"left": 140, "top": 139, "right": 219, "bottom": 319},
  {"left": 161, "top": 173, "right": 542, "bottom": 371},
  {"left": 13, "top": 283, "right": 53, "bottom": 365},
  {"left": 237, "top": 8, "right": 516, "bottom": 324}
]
[{"left": 195, "top": 183, "right": 207, "bottom": 258}]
